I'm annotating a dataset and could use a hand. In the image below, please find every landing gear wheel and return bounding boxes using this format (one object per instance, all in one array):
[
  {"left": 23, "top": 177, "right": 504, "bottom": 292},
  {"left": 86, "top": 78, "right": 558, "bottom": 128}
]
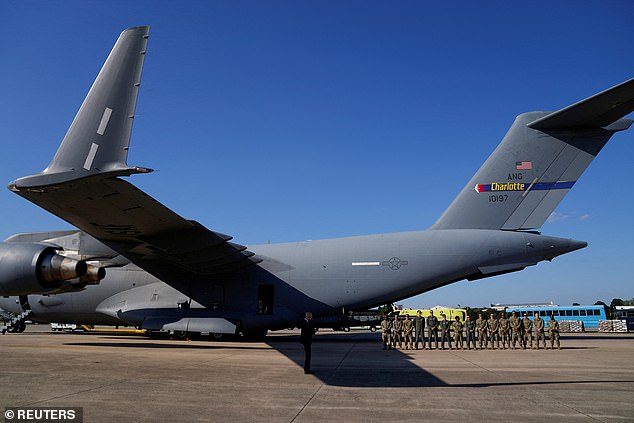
[{"left": 17, "top": 322, "right": 26, "bottom": 333}]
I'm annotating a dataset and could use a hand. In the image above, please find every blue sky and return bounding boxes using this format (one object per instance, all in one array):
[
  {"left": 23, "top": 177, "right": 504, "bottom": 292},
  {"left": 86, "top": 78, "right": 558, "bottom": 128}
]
[{"left": 1, "top": 1, "right": 632, "bottom": 308}]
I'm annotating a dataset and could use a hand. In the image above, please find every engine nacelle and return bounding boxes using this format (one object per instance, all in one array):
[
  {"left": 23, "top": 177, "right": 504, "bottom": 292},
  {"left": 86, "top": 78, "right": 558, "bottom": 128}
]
[{"left": 0, "top": 242, "right": 103, "bottom": 296}]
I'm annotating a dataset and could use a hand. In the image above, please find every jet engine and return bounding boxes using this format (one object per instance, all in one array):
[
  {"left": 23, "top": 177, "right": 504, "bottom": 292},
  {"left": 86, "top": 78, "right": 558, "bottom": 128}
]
[{"left": 0, "top": 242, "right": 105, "bottom": 296}]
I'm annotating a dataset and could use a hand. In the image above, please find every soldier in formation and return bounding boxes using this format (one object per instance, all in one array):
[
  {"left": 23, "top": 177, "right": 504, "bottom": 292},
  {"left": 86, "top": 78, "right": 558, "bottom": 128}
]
[
  {"left": 522, "top": 313, "right": 533, "bottom": 349},
  {"left": 391, "top": 314, "right": 403, "bottom": 349},
  {"left": 453, "top": 316, "right": 464, "bottom": 350},
  {"left": 533, "top": 312, "right": 546, "bottom": 349},
  {"left": 487, "top": 314, "right": 499, "bottom": 349},
  {"left": 402, "top": 314, "right": 413, "bottom": 350},
  {"left": 547, "top": 313, "right": 560, "bottom": 349},
  {"left": 465, "top": 315, "right": 476, "bottom": 350},
  {"left": 476, "top": 313, "right": 487, "bottom": 350},
  {"left": 381, "top": 315, "right": 392, "bottom": 350},
  {"left": 426, "top": 310, "right": 439, "bottom": 350},
  {"left": 498, "top": 313, "right": 510, "bottom": 349},
  {"left": 509, "top": 311, "right": 523, "bottom": 349},
  {"left": 413, "top": 310, "right": 425, "bottom": 350},
  {"left": 439, "top": 313, "right": 452, "bottom": 350}
]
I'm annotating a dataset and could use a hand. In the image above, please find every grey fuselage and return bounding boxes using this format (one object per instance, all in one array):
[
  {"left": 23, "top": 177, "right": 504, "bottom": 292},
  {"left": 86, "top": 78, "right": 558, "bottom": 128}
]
[{"left": 0, "top": 229, "right": 583, "bottom": 331}]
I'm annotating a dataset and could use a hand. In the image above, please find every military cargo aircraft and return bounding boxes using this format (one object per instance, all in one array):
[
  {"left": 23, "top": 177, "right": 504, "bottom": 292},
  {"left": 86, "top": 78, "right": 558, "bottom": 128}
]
[{"left": 1, "top": 26, "right": 633, "bottom": 338}]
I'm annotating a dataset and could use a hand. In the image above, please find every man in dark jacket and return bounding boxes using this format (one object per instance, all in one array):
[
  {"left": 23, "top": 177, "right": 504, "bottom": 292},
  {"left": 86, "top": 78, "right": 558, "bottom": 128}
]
[
  {"left": 426, "top": 310, "right": 439, "bottom": 350},
  {"left": 300, "top": 312, "right": 314, "bottom": 374}
]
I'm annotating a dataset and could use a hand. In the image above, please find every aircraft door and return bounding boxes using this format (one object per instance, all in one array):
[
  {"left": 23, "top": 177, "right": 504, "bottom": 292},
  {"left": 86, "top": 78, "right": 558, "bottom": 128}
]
[
  {"left": 209, "top": 284, "right": 224, "bottom": 310},
  {"left": 257, "top": 284, "right": 274, "bottom": 315}
]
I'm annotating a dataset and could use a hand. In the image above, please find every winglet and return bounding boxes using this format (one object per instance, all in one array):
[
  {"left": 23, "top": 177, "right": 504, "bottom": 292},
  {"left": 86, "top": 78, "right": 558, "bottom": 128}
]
[
  {"left": 528, "top": 77, "right": 634, "bottom": 130},
  {"left": 11, "top": 26, "right": 150, "bottom": 189}
]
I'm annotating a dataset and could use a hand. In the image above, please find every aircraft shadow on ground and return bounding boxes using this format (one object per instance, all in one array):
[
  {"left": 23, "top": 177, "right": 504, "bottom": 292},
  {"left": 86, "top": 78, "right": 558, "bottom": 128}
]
[
  {"left": 63, "top": 331, "right": 446, "bottom": 387},
  {"left": 61, "top": 331, "right": 623, "bottom": 389},
  {"left": 266, "top": 332, "right": 447, "bottom": 388}
]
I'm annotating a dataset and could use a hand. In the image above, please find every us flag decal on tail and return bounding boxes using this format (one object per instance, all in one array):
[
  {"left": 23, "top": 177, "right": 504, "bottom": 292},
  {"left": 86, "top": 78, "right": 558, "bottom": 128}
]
[{"left": 516, "top": 161, "right": 532, "bottom": 170}]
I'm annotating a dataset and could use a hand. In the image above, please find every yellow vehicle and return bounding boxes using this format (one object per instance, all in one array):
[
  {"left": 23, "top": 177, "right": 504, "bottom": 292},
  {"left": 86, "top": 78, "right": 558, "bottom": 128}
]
[{"left": 396, "top": 307, "right": 467, "bottom": 322}]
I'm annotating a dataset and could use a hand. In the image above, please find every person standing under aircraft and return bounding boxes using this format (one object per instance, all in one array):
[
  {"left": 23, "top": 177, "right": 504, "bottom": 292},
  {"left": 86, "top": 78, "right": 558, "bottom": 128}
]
[
  {"left": 402, "top": 314, "right": 413, "bottom": 350},
  {"left": 522, "top": 313, "right": 533, "bottom": 349},
  {"left": 547, "top": 314, "right": 561, "bottom": 350},
  {"left": 453, "top": 316, "right": 464, "bottom": 350},
  {"left": 439, "top": 313, "right": 452, "bottom": 350},
  {"left": 300, "top": 312, "right": 314, "bottom": 374},
  {"left": 476, "top": 313, "right": 487, "bottom": 350},
  {"left": 391, "top": 314, "right": 403, "bottom": 350},
  {"left": 509, "top": 311, "right": 523, "bottom": 349},
  {"left": 426, "top": 310, "right": 439, "bottom": 350},
  {"left": 533, "top": 312, "right": 546, "bottom": 349},
  {"left": 381, "top": 315, "right": 392, "bottom": 350},
  {"left": 498, "top": 313, "right": 510, "bottom": 349},
  {"left": 413, "top": 310, "right": 425, "bottom": 350},
  {"left": 465, "top": 315, "right": 476, "bottom": 350}
]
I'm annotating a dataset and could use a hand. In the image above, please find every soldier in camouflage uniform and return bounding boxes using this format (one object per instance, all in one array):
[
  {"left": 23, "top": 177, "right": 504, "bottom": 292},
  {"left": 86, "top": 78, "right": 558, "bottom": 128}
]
[
  {"left": 380, "top": 315, "right": 392, "bottom": 350},
  {"left": 498, "top": 313, "right": 510, "bottom": 349},
  {"left": 439, "top": 314, "right": 452, "bottom": 350},
  {"left": 465, "top": 315, "right": 476, "bottom": 349},
  {"left": 509, "top": 311, "right": 523, "bottom": 349},
  {"left": 426, "top": 310, "right": 439, "bottom": 350},
  {"left": 487, "top": 314, "right": 499, "bottom": 349},
  {"left": 453, "top": 316, "right": 464, "bottom": 350},
  {"left": 547, "top": 313, "right": 560, "bottom": 350},
  {"left": 476, "top": 313, "right": 488, "bottom": 350},
  {"left": 413, "top": 310, "right": 426, "bottom": 350},
  {"left": 533, "top": 312, "right": 546, "bottom": 349},
  {"left": 391, "top": 314, "right": 403, "bottom": 349},
  {"left": 522, "top": 313, "right": 533, "bottom": 349},
  {"left": 402, "top": 314, "right": 413, "bottom": 350}
]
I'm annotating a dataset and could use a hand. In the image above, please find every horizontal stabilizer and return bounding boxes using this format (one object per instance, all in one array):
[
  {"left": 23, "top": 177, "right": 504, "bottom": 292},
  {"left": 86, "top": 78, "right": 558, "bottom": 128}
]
[{"left": 528, "top": 78, "right": 634, "bottom": 129}]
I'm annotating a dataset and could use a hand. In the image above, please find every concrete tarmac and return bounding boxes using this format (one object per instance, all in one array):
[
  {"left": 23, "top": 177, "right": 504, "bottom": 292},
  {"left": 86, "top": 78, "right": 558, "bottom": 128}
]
[{"left": 1, "top": 326, "right": 633, "bottom": 422}]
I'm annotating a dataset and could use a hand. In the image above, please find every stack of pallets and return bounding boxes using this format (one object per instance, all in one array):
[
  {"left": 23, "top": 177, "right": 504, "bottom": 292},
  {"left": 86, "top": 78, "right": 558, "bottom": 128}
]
[
  {"left": 613, "top": 320, "right": 628, "bottom": 332},
  {"left": 559, "top": 320, "right": 584, "bottom": 332},
  {"left": 599, "top": 320, "right": 628, "bottom": 332}
]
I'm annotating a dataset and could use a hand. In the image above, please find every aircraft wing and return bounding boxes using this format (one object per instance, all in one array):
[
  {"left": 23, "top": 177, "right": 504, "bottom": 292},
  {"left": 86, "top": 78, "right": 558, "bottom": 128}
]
[
  {"left": 9, "top": 27, "right": 260, "bottom": 284},
  {"left": 10, "top": 175, "right": 261, "bottom": 280}
]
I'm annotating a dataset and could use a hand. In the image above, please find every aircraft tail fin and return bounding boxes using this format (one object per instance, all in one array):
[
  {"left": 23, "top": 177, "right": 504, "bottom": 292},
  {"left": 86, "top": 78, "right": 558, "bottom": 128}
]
[
  {"left": 12, "top": 26, "right": 150, "bottom": 189},
  {"left": 433, "top": 78, "right": 634, "bottom": 231}
]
